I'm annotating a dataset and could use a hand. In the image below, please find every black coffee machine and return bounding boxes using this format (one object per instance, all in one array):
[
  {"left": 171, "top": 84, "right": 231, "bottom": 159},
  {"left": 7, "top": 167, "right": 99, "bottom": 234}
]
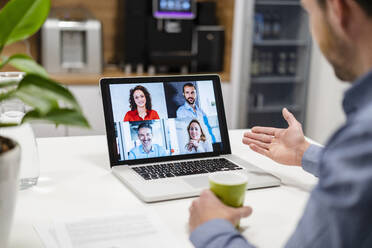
[{"left": 123, "top": 0, "right": 224, "bottom": 74}]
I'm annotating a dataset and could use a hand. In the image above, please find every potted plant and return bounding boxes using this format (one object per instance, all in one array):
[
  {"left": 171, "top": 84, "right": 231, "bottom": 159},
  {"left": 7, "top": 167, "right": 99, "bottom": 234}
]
[{"left": 0, "top": 0, "right": 89, "bottom": 247}]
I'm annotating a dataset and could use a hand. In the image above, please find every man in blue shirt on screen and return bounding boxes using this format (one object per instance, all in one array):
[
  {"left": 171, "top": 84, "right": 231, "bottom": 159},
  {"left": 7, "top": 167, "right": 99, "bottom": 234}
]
[
  {"left": 177, "top": 83, "right": 216, "bottom": 142},
  {"left": 188, "top": 0, "right": 372, "bottom": 247},
  {"left": 128, "top": 123, "right": 167, "bottom": 159}
]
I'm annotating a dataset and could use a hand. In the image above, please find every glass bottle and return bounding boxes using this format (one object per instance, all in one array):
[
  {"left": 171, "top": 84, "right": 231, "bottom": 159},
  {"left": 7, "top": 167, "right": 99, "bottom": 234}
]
[
  {"left": 288, "top": 52, "right": 298, "bottom": 75},
  {"left": 272, "top": 13, "right": 282, "bottom": 39},
  {"left": 263, "top": 12, "right": 272, "bottom": 39},
  {"left": 277, "top": 52, "right": 288, "bottom": 75},
  {"left": 251, "top": 49, "right": 260, "bottom": 76}
]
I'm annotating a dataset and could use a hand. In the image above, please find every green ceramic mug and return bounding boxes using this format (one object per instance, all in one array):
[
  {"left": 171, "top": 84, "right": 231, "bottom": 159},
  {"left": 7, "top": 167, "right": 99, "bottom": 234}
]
[{"left": 209, "top": 171, "right": 248, "bottom": 227}]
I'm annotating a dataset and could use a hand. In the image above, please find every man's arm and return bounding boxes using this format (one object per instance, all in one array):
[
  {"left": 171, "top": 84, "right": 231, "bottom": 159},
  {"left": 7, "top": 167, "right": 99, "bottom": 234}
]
[{"left": 188, "top": 143, "right": 323, "bottom": 248}]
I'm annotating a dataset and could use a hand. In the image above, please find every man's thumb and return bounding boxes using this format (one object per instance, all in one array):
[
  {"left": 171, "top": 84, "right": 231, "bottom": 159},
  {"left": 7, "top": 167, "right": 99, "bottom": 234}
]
[
  {"left": 282, "top": 108, "right": 296, "bottom": 126},
  {"left": 235, "top": 206, "right": 253, "bottom": 219}
]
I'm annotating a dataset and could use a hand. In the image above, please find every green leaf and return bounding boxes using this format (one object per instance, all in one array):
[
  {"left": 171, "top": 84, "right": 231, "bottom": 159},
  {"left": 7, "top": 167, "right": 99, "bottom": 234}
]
[
  {"left": 7, "top": 54, "right": 48, "bottom": 78},
  {"left": 14, "top": 74, "right": 82, "bottom": 115},
  {"left": 0, "top": 0, "right": 51, "bottom": 47},
  {"left": 22, "top": 109, "right": 90, "bottom": 128},
  {"left": 0, "top": 55, "right": 8, "bottom": 69},
  {"left": 14, "top": 85, "right": 59, "bottom": 115}
]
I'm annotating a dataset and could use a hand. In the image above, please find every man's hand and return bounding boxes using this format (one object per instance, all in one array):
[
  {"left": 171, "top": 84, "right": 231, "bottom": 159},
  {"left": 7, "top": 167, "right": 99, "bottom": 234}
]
[
  {"left": 189, "top": 190, "right": 252, "bottom": 233},
  {"left": 242, "top": 108, "right": 310, "bottom": 166}
]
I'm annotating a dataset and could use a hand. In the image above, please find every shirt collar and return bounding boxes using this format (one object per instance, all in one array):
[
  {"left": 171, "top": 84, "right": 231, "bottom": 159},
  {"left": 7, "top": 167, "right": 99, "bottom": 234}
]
[
  {"left": 184, "top": 101, "right": 199, "bottom": 111},
  {"left": 139, "top": 144, "right": 154, "bottom": 154},
  {"left": 343, "top": 69, "right": 372, "bottom": 116},
  {"left": 134, "top": 109, "right": 150, "bottom": 115}
]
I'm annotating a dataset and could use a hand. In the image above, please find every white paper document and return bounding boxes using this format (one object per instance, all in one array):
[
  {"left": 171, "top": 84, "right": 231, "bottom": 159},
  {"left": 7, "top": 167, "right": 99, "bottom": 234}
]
[
  {"left": 34, "top": 222, "right": 61, "bottom": 248},
  {"left": 34, "top": 210, "right": 176, "bottom": 248}
]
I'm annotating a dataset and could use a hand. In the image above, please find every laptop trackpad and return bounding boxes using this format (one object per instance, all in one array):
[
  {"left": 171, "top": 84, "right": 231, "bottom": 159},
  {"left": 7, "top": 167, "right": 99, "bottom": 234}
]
[{"left": 183, "top": 176, "right": 209, "bottom": 189}]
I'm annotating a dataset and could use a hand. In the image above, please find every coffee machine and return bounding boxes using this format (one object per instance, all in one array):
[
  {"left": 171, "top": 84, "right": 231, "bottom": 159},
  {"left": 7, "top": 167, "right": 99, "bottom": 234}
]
[
  {"left": 122, "top": 0, "right": 224, "bottom": 74},
  {"left": 41, "top": 8, "right": 103, "bottom": 74}
]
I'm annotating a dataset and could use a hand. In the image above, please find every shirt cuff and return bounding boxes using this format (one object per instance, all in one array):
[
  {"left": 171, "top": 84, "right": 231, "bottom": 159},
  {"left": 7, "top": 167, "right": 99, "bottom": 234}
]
[
  {"left": 302, "top": 144, "right": 323, "bottom": 177},
  {"left": 190, "top": 219, "right": 254, "bottom": 248}
]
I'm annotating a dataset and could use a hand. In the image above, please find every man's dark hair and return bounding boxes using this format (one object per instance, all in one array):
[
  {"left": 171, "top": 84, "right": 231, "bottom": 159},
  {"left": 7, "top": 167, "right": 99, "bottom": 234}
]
[
  {"left": 318, "top": 0, "right": 372, "bottom": 16},
  {"left": 137, "top": 122, "right": 152, "bottom": 133},
  {"left": 129, "top": 85, "right": 152, "bottom": 111},
  {"left": 183, "top": 83, "right": 196, "bottom": 93}
]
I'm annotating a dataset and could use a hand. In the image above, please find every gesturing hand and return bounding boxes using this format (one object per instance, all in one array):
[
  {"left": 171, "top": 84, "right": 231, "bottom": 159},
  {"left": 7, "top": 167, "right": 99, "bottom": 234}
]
[{"left": 242, "top": 108, "right": 310, "bottom": 166}]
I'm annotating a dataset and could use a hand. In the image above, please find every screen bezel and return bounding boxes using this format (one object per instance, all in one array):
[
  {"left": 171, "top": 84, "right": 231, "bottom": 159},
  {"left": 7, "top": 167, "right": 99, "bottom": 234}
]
[
  {"left": 152, "top": 0, "right": 196, "bottom": 20},
  {"left": 100, "top": 75, "right": 231, "bottom": 167}
]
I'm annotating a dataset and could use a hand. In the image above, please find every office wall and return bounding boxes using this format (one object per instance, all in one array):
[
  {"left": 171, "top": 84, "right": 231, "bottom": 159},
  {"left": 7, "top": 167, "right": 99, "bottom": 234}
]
[{"left": 305, "top": 43, "right": 350, "bottom": 144}]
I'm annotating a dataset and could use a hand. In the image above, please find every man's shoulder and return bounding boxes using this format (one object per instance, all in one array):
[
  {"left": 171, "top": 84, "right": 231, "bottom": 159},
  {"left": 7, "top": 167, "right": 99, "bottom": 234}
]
[
  {"left": 355, "top": 102, "right": 372, "bottom": 123},
  {"left": 176, "top": 104, "right": 188, "bottom": 116},
  {"left": 344, "top": 102, "right": 372, "bottom": 138},
  {"left": 177, "top": 103, "right": 187, "bottom": 111},
  {"left": 129, "top": 146, "right": 140, "bottom": 153},
  {"left": 324, "top": 102, "right": 372, "bottom": 156}
]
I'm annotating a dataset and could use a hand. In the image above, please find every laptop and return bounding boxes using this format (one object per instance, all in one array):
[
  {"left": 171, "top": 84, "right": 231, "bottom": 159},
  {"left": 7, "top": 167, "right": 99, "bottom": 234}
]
[{"left": 100, "top": 75, "right": 280, "bottom": 202}]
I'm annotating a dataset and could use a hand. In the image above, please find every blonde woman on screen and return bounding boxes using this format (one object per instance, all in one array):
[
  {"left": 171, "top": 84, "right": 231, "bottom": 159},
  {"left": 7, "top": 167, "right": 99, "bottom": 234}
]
[{"left": 185, "top": 119, "right": 212, "bottom": 153}]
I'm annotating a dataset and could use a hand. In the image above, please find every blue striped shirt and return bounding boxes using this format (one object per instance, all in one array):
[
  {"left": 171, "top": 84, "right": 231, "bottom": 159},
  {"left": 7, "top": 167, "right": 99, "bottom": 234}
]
[{"left": 128, "top": 144, "right": 167, "bottom": 159}]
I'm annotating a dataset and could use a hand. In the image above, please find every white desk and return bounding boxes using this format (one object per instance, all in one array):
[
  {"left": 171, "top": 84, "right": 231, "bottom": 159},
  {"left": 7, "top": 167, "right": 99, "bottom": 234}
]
[{"left": 9, "top": 130, "right": 318, "bottom": 248}]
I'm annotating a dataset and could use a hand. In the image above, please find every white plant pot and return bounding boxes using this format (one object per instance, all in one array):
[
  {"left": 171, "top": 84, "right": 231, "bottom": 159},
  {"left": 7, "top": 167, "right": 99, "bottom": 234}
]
[{"left": 0, "top": 136, "right": 21, "bottom": 248}]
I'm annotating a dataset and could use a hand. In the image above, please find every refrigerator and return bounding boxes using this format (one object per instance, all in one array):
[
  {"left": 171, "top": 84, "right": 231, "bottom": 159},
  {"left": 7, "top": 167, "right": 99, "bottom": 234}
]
[{"left": 231, "top": 0, "right": 312, "bottom": 129}]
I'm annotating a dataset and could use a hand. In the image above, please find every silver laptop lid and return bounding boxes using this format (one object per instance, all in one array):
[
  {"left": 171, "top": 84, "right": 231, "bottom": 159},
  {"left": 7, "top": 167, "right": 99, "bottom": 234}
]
[{"left": 100, "top": 75, "right": 231, "bottom": 167}]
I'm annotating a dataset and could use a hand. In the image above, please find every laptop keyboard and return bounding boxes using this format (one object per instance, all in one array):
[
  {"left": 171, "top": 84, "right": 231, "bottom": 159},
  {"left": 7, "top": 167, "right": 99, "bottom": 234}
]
[{"left": 132, "top": 158, "right": 243, "bottom": 180}]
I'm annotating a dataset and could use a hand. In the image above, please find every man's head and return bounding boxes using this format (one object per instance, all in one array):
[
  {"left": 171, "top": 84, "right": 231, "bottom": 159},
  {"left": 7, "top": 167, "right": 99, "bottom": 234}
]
[
  {"left": 183, "top": 83, "right": 197, "bottom": 105},
  {"left": 302, "top": 0, "right": 372, "bottom": 81},
  {"left": 137, "top": 123, "right": 152, "bottom": 149}
]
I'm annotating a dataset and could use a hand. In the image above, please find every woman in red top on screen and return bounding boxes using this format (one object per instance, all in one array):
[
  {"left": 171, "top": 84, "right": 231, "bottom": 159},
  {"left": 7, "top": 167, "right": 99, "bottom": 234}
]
[{"left": 123, "top": 85, "right": 160, "bottom": 122}]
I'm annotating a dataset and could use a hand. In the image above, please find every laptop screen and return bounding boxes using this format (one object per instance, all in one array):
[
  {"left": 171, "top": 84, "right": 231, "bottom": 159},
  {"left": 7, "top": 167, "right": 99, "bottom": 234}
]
[{"left": 100, "top": 75, "right": 231, "bottom": 166}]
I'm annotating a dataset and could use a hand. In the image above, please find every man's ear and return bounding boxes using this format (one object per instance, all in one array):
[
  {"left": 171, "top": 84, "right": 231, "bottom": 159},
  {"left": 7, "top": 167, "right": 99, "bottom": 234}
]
[{"left": 328, "top": 0, "right": 352, "bottom": 30}]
